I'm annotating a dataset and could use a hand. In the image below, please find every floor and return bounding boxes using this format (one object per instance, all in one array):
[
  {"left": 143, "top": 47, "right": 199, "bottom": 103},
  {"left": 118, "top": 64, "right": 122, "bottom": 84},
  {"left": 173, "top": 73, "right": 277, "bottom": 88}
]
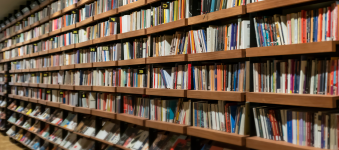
[{"left": 0, "top": 132, "right": 24, "bottom": 150}]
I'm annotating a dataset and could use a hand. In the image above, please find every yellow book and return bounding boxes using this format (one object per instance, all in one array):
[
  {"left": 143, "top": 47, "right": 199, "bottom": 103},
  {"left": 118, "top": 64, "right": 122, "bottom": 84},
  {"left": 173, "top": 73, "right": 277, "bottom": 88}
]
[
  {"left": 174, "top": 0, "right": 178, "bottom": 21},
  {"left": 26, "top": 109, "right": 32, "bottom": 115},
  {"left": 238, "top": 0, "right": 241, "bottom": 6},
  {"left": 164, "top": 8, "right": 166, "bottom": 24}
]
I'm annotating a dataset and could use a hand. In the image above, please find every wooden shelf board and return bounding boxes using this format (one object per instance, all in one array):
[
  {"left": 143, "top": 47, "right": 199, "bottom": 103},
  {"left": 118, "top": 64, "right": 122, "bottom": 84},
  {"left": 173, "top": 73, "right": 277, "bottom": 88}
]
[
  {"left": 48, "top": 66, "right": 61, "bottom": 71},
  {"left": 38, "top": 67, "right": 48, "bottom": 71},
  {"left": 188, "top": 49, "right": 246, "bottom": 61},
  {"left": 146, "top": 88, "right": 187, "bottom": 97},
  {"left": 118, "top": 58, "right": 146, "bottom": 66},
  {"left": 75, "top": 63, "right": 93, "bottom": 69},
  {"left": 77, "top": 0, "right": 95, "bottom": 7},
  {"left": 14, "top": 83, "right": 22, "bottom": 86},
  {"left": 21, "top": 69, "right": 30, "bottom": 72},
  {"left": 74, "top": 85, "right": 92, "bottom": 91},
  {"left": 0, "top": 92, "right": 6, "bottom": 96},
  {"left": 116, "top": 114, "right": 146, "bottom": 126},
  {"left": 246, "top": 92, "right": 338, "bottom": 108},
  {"left": 39, "top": 50, "right": 49, "bottom": 55},
  {"left": 114, "top": 145, "right": 131, "bottom": 150},
  {"left": 187, "top": 126, "right": 247, "bottom": 146},
  {"left": 246, "top": 41, "right": 339, "bottom": 57},
  {"left": 29, "top": 83, "right": 39, "bottom": 87},
  {"left": 94, "top": 9, "right": 118, "bottom": 21},
  {"left": 93, "top": 61, "right": 117, "bottom": 67},
  {"left": 29, "top": 68, "right": 39, "bottom": 72},
  {"left": 30, "top": 36, "right": 40, "bottom": 43},
  {"left": 146, "top": 54, "right": 187, "bottom": 64},
  {"left": 61, "top": 24, "right": 76, "bottom": 32},
  {"left": 60, "top": 85, "right": 75, "bottom": 90},
  {"left": 60, "top": 104, "right": 74, "bottom": 111},
  {"left": 93, "top": 35, "right": 118, "bottom": 44},
  {"left": 59, "top": 125, "right": 74, "bottom": 132},
  {"left": 46, "top": 101, "right": 60, "bottom": 108},
  {"left": 76, "top": 16, "right": 94, "bottom": 28},
  {"left": 62, "top": 3, "right": 77, "bottom": 14},
  {"left": 60, "top": 44, "right": 75, "bottom": 51},
  {"left": 21, "top": 83, "right": 29, "bottom": 86},
  {"left": 246, "top": 0, "right": 316, "bottom": 13},
  {"left": 74, "top": 107, "right": 92, "bottom": 114},
  {"left": 91, "top": 136, "right": 114, "bottom": 146},
  {"left": 38, "top": 100, "right": 47, "bottom": 105},
  {"left": 21, "top": 96, "right": 29, "bottom": 101},
  {"left": 49, "top": 28, "right": 61, "bottom": 36},
  {"left": 147, "top": 19, "right": 188, "bottom": 34},
  {"left": 92, "top": 86, "right": 116, "bottom": 92},
  {"left": 246, "top": 137, "right": 323, "bottom": 150},
  {"left": 118, "top": 0, "right": 146, "bottom": 13},
  {"left": 91, "top": 109, "right": 116, "bottom": 119},
  {"left": 30, "top": 52, "right": 40, "bottom": 57},
  {"left": 74, "top": 131, "right": 92, "bottom": 138},
  {"left": 61, "top": 64, "right": 75, "bottom": 70},
  {"left": 13, "top": 95, "right": 21, "bottom": 99},
  {"left": 187, "top": 90, "right": 245, "bottom": 101},
  {"left": 117, "top": 29, "right": 146, "bottom": 40},
  {"left": 116, "top": 87, "right": 145, "bottom": 95},
  {"left": 39, "top": 84, "right": 48, "bottom": 88},
  {"left": 47, "top": 48, "right": 59, "bottom": 54},
  {"left": 47, "top": 84, "right": 60, "bottom": 89},
  {"left": 28, "top": 98, "right": 39, "bottom": 103},
  {"left": 39, "top": 16, "right": 50, "bottom": 24},
  {"left": 145, "top": 120, "right": 188, "bottom": 134},
  {"left": 50, "top": 11, "right": 62, "bottom": 19},
  {"left": 75, "top": 40, "right": 93, "bottom": 48},
  {"left": 39, "top": 33, "right": 49, "bottom": 39}
]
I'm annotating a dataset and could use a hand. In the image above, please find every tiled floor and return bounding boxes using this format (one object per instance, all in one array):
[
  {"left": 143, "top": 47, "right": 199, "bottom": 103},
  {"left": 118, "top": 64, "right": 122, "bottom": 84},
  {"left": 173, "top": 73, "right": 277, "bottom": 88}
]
[{"left": 0, "top": 133, "right": 24, "bottom": 150}]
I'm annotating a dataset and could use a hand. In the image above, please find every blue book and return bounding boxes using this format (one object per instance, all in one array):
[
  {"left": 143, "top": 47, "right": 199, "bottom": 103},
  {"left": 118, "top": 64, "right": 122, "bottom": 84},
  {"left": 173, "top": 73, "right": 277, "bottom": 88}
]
[
  {"left": 230, "top": 24, "right": 234, "bottom": 49},
  {"left": 192, "top": 65, "right": 195, "bottom": 90},
  {"left": 314, "top": 10, "right": 318, "bottom": 42},
  {"left": 194, "top": 102, "right": 197, "bottom": 126},
  {"left": 210, "top": 0, "right": 216, "bottom": 12},
  {"left": 237, "top": 63, "right": 240, "bottom": 91},
  {"left": 233, "top": 23, "right": 237, "bottom": 49},
  {"left": 287, "top": 110, "right": 292, "bottom": 143},
  {"left": 229, "top": 105, "right": 237, "bottom": 133},
  {"left": 201, "top": 30, "right": 207, "bottom": 52}
]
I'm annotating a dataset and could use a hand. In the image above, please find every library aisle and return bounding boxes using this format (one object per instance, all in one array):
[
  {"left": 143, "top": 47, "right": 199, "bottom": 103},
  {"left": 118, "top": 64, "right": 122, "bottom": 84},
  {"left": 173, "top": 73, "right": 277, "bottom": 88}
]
[{"left": 0, "top": 133, "right": 23, "bottom": 150}]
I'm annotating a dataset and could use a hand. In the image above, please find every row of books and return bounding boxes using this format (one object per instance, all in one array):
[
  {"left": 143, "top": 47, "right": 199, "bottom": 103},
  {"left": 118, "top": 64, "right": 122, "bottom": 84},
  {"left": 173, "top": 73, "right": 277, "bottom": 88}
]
[
  {"left": 253, "top": 2, "right": 339, "bottom": 47},
  {"left": 252, "top": 58, "right": 339, "bottom": 95},
  {"left": 151, "top": 64, "right": 189, "bottom": 89},
  {"left": 200, "top": 0, "right": 248, "bottom": 14},
  {"left": 123, "top": 95, "right": 149, "bottom": 118},
  {"left": 252, "top": 106, "right": 339, "bottom": 149}
]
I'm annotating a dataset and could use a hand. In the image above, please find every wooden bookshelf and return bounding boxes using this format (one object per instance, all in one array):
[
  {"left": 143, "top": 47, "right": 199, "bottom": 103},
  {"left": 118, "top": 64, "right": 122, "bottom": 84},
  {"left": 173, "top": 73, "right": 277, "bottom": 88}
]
[
  {"left": 74, "top": 85, "right": 92, "bottom": 91},
  {"left": 76, "top": 16, "right": 94, "bottom": 28},
  {"left": 60, "top": 44, "right": 75, "bottom": 51},
  {"left": 188, "top": 49, "right": 246, "bottom": 61},
  {"left": 21, "top": 83, "right": 29, "bottom": 86},
  {"left": 114, "top": 145, "right": 132, "bottom": 150},
  {"left": 39, "top": 83, "right": 48, "bottom": 88},
  {"left": 50, "top": 10, "right": 62, "bottom": 19},
  {"left": 60, "top": 104, "right": 74, "bottom": 111},
  {"left": 49, "top": 28, "right": 62, "bottom": 37},
  {"left": 30, "top": 52, "right": 40, "bottom": 57},
  {"left": 116, "top": 87, "right": 145, "bottom": 95},
  {"left": 147, "top": 19, "right": 188, "bottom": 34},
  {"left": 48, "top": 66, "right": 61, "bottom": 71},
  {"left": 62, "top": 3, "right": 77, "bottom": 13},
  {"left": 75, "top": 40, "right": 93, "bottom": 48},
  {"left": 39, "top": 16, "right": 50, "bottom": 24},
  {"left": 59, "top": 125, "right": 74, "bottom": 132},
  {"left": 21, "top": 69, "right": 30, "bottom": 72},
  {"left": 146, "top": 88, "right": 187, "bottom": 97},
  {"left": 145, "top": 120, "right": 188, "bottom": 134},
  {"left": 92, "top": 86, "right": 116, "bottom": 92},
  {"left": 74, "top": 131, "right": 92, "bottom": 138},
  {"left": 75, "top": 63, "right": 93, "bottom": 69},
  {"left": 61, "top": 24, "right": 76, "bottom": 32},
  {"left": 116, "top": 114, "right": 146, "bottom": 126},
  {"left": 93, "top": 35, "right": 118, "bottom": 44},
  {"left": 91, "top": 109, "right": 116, "bottom": 119},
  {"left": 29, "top": 83, "right": 39, "bottom": 87},
  {"left": 48, "top": 84, "right": 60, "bottom": 89},
  {"left": 60, "top": 85, "right": 75, "bottom": 90},
  {"left": 94, "top": 9, "right": 118, "bottom": 21},
  {"left": 47, "top": 101, "right": 60, "bottom": 108},
  {"left": 146, "top": 54, "right": 187, "bottom": 64},
  {"left": 91, "top": 136, "right": 114, "bottom": 146},
  {"left": 187, "top": 90, "right": 245, "bottom": 101},
  {"left": 118, "top": 58, "right": 146, "bottom": 66},
  {"left": 30, "top": 36, "right": 40, "bottom": 43},
  {"left": 28, "top": 98, "right": 39, "bottom": 103},
  {"left": 118, "top": 0, "right": 146, "bottom": 13},
  {"left": 38, "top": 100, "right": 47, "bottom": 105},
  {"left": 117, "top": 29, "right": 146, "bottom": 40},
  {"left": 187, "top": 126, "right": 247, "bottom": 146},
  {"left": 246, "top": 137, "right": 322, "bottom": 150},
  {"left": 246, "top": 92, "right": 338, "bottom": 108},
  {"left": 77, "top": 0, "right": 95, "bottom": 7},
  {"left": 74, "top": 107, "right": 91, "bottom": 114},
  {"left": 20, "top": 96, "right": 29, "bottom": 101},
  {"left": 246, "top": 41, "right": 339, "bottom": 57},
  {"left": 0, "top": 92, "right": 6, "bottom": 96},
  {"left": 246, "top": 0, "right": 316, "bottom": 13},
  {"left": 61, "top": 64, "right": 75, "bottom": 70},
  {"left": 40, "top": 33, "right": 49, "bottom": 39},
  {"left": 93, "top": 61, "right": 117, "bottom": 67},
  {"left": 38, "top": 67, "right": 48, "bottom": 71}
]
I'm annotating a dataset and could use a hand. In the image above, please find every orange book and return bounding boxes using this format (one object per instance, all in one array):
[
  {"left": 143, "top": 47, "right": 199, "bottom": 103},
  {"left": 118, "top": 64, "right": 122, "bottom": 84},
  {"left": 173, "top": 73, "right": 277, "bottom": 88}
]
[
  {"left": 190, "top": 31, "right": 195, "bottom": 53},
  {"left": 224, "top": 25, "right": 228, "bottom": 51},
  {"left": 318, "top": 8, "right": 323, "bottom": 42}
]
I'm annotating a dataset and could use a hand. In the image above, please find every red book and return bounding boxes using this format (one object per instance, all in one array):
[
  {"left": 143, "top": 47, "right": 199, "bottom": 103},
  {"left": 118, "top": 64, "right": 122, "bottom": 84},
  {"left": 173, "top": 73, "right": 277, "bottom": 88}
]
[
  {"left": 187, "top": 64, "right": 191, "bottom": 90},
  {"left": 120, "top": 16, "right": 122, "bottom": 34},
  {"left": 268, "top": 110, "right": 277, "bottom": 141},
  {"left": 271, "top": 110, "right": 280, "bottom": 140},
  {"left": 327, "top": 7, "right": 331, "bottom": 39},
  {"left": 301, "top": 10, "right": 305, "bottom": 43},
  {"left": 123, "top": 96, "right": 127, "bottom": 113},
  {"left": 225, "top": 104, "right": 231, "bottom": 133},
  {"left": 318, "top": 8, "right": 323, "bottom": 42}
]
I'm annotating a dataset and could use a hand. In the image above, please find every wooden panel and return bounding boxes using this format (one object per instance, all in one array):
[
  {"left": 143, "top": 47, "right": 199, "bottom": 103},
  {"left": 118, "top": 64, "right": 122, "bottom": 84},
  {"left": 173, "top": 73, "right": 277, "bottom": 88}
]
[
  {"left": 29, "top": 83, "right": 39, "bottom": 87},
  {"left": 92, "top": 86, "right": 116, "bottom": 92},
  {"left": 61, "top": 64, "right": 75, "bottom": 70},
  {"left": 188, "top": 49, "right": 245, "bottom": 61},
  {"left": 91, "top": 137, "right": 114, "bottom": 146},
  {"left": 48, "top": 66, "right": 61, "bottom": 71},
  {"left": 246, "top": 0, "right": 316, "bottom": 13},
  {"left": 147, "top": 0, "right": 160, "bottom": 4},
  {"left": 60, "top": 44, "right": 75, "bottom": 51},
  {"left": 62, "top": 3, "right": 77, "bottom": 13},
  {"left": 145, "top": 120, "right": 188, "bottom": 134},
  {"left": 76, "top": 16, "right": 94, "bottom": 28},
  {"left": 93, "top": 61, "right": 117, "bottom": 67},
  {"left": 61, "top": 24, "right": 76, "bottom": 32},
  {"left": 48, "top": 84, "right": 60, "bottom": 89},
  {"left": 30, "top": 52, "right": 40, "bottom": 57},
  {"left": 39, "top": 33, "right": 49, "bottom": 39},
  {"left": 147, "top": 19, "right": 188, "bottom": 34},
  {"left": 187, "top": 90, "right": 245, "bottom": 101},
  {"left": 21, "top": 83, "right": 29, "bottom": 86},
  {"left": 116, "top": 87, "right": 145, "bottom": 95},
  {"left": 50, "top": 11, "right": 62, "bottom": 19},
  {"left": 118, "top": 29, "right": 146, "bottom": 39},
  {"left": 39, "top": 84, "right": 48, "bottom": 88},
  {"left": 13, "top": 95, "right": 21, "bottom": 100},
  {"left": 49, "top": 28, "right": 61, "bottom": 36},
  {"left": 94, "top": 9, "right": 118, "bottom": 21},
  {"left": 39, "top": 50, "right": 49, "bottom": 55},
  {"left": 246, "top": 41, "right": 339, "bottom": 57},
  {"left": 246, "top": 137, "right": 322, "bottom": 150},
  {"left": 14, "top": 83, "right": 22, "bottom": 86},
  {"left": 91, "top": 109, "right": 116, "bottom": 119},
  {"left": 21, "top": 96, "right": 29, "bottom": 101},
  {"left": 8, "top": 94, "right": 13, "bottom": 98},
  {"left": 22, "top": 54, "right": 30, "bottom": 59},
  {"left": 93, "top": 35, "right": 118, "bottom": 44},
  {"left": 30, "top": 68, "right": 39, "bottom": 72},
  {"left": 246, "top": 92, "right": 337, "bottom": 108},
  {"left": 59, "top": 125, "right": 74, "bottom": 132},
  {"left": 74, "top": 131, "right": 92, "bottom": 138},
  {"left": 116, "top": 114, "right": 146, "bottom": 126},
  {"left": 16, "top": 42, "right": 23, "bottom": 47},
  {"left": 60, "top": 104, "right": 74, "bottom": 111},
  {"left": 75, "top": 63, "right": 93, "bottom": 69},
  {"left": 118, "top": 0, "right": 146, "bottom": 13},
  {"left": 47, "top": 101, "right": 60, "bottom": 108},
  {"left": 74, "top": 107, "right": 91, "bottom": 114},
  {"left": 146, "top": 88, "right": 186, "bottom": 97},
  {"left": 146, "top": 54, "right": 187, "bottom": 64},
  {"left": 23, "top": 40, "right": 30, "bottom": 45},
  {"left": 75, "top": 40, "right": 93, "bottom": 48},
  {"left": 39, "top": 16, "right": 50, "bottom": 24},
  {"left": 30, "top": 21, "right": 40, "bottom": 28},
  {"left": 187, "top": 126, "right": 247, "bottom": 146},
  {"left": 21, "top": 69, "right": 30, "bottom": 72},
  {"left": 60, "top": 85, "right": 74, "bottom": 90},
  {"left": 28, "top": 98, "right": 39, "bottom": 103},
  {"left": 118, "top": 58, "right": 146, "bottom": 66},
  {"left": 77, "top": 0, "right": 95, "bottom": 7},
  {"left": 48, "top": 48, "right": 60, "bottom": 54},
  {"left": 38, "top": 100, "right": 47, "bottom": 105},
  {"left": 30, "top": 36, "right": 40, "bottom": 43},
  {"left": 39, "top": 67, "right": 48, "bottom": 71},
  {"left": 74, "top": 85, "right": 92, "bottom": 91},
  {"left": 0, "top": 92, "right": 6, "bottom": 96}
]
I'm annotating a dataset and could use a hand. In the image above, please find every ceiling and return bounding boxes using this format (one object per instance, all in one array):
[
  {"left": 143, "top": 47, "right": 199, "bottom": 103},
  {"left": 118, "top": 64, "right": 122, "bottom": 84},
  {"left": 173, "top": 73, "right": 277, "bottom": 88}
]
[{"left": 0, "top": 0, "right": 28, "bottom": 21}]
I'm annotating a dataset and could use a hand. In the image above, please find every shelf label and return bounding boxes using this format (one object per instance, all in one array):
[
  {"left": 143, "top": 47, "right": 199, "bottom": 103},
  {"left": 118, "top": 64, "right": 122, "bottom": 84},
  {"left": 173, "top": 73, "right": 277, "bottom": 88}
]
[{"left": 102, "top": 46, "right": 109, "bottom": 51}]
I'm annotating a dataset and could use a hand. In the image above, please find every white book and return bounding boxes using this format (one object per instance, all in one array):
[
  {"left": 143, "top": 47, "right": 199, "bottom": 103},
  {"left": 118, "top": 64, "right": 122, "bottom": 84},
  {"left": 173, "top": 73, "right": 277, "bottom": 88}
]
[
  {"left": 259, "top": 108, "right": 267, "bottom": 139},
  {"left": 253, "top": 108, "right": 260, "bottom": 137},
  {"left": 292, "top": 111, "right": 297, "bottom": 144},
  {"left": 241, "top": 20, "right": 250, "bottom": 49}
]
